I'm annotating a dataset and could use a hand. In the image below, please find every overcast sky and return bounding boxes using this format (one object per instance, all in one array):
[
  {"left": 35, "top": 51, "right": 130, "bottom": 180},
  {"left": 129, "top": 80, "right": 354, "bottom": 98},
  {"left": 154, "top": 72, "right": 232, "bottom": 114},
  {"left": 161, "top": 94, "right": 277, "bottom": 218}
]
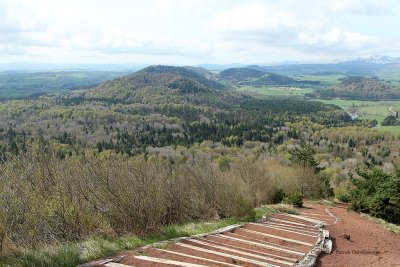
[{"left": 0, "top": 0, "right": 399, "bottom": 65}]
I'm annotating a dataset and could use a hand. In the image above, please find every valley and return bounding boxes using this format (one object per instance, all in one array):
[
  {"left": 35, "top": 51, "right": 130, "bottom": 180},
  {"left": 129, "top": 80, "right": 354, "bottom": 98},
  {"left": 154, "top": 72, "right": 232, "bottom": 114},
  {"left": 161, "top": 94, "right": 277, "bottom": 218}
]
[{"left": 0, "top": 62, "right": 400, "bottom": 267}]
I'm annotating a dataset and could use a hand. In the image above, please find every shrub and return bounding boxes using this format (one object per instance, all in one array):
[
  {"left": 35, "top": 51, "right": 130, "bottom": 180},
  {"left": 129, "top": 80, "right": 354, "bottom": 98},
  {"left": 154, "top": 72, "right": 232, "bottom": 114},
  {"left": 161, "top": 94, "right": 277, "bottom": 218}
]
[
  {"left": 349, "top": 167, "right": 400, "bottom": 224},
  {"left": 284, "top": 192, "right": 304, "bottom": 207},
  {"left": 334, "top": 187, "right": 351, "bottom": 203},
  {"left": 272, "top": 189, "right": 286, "bottom": 204},
  {"left": 0, "top": 144, "right": 325, "bottom": 251}
]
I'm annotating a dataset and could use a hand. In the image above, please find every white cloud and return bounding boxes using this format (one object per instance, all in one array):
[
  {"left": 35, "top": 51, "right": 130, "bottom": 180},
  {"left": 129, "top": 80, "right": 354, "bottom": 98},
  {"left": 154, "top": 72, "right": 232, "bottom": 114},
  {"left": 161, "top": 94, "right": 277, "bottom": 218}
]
[
  {"left": 208, "top": 1, "right": 393, "bottom": 60},
  {"left": 0, "top": 0, "right": 399, "bottom": 64},
  {"left": 326, "top": 0, "right": 392, "bottom": 15},
  {"left": 210, "top": 4, "right": 294, "bottom": 33},
  {"left": 298, "top": 28, "right": 377, "bottom": 49}
]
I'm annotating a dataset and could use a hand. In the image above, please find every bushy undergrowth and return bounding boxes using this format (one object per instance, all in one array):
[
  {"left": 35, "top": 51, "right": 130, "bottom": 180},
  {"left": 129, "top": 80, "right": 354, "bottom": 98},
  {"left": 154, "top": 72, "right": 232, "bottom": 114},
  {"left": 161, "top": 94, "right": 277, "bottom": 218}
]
[
  {"left": 350, "top": 167, "right": 400, "bottom": 224},
  {"left": 334, "top": 187, "right": 351, "bottom": 203},
  {"left": 283, "top": 192, "right": 304, "bottom": 207},
  {"left": 0, "top": 142, "right": 328, "bottom": 257}
]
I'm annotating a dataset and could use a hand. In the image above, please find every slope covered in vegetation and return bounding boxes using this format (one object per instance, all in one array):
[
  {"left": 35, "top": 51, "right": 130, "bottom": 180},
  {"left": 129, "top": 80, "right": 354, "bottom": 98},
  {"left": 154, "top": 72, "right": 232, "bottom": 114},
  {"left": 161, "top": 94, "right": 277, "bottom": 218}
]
[
  {"left": 218, "top": 67, "right": 266, "bottom": 82},
  {"left": 218, "top": 66, "right": 320, "bottom": 87},
  {"left": 241, "top": 72, "right": 297, "bottom": 86},
  {"left": 314, "top": 76, "right": 400, "bottom": 100}
]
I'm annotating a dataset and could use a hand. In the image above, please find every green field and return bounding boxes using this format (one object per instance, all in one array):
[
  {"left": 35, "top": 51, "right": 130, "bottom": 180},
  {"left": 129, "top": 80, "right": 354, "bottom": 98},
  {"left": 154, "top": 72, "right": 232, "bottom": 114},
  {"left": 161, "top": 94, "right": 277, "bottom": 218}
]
[
  {"left": 314, "top": 99, "right": 400, "bottom": 132},
  {"left": 238, "top": 85, "right": 400, "bottom": 132},
  {"left": 236, "top": 86, "right": 312, "bottom": 96},
  {"left": 290, "top": 74, "right": 346, "bottom": 86},
  {"left": 315, "top": 99, "right": 400, "bottom": 122},
  {"left": 376, "top": 125, "right": 400, "bottom": 133},
  {"left": 314, "top": 99, "right": 378, "bottom": 106},
  {"left": 375, "top": 66, "right": 400, "bottom": 86}
]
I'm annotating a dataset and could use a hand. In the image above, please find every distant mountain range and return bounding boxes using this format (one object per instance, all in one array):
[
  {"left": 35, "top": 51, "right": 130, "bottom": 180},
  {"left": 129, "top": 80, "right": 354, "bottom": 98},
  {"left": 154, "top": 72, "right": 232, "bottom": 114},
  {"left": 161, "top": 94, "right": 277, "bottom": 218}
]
[
  {"left": 2, "top": 56, "right": 399, "bottom": 73},
  {"left": 261, "top": 60, "right": 400, "bottom": 76},
  {"left": 346, "top": 55, "right": 400, "bottom": 65},
  {"left": 0, "top": 62, "right": 147, "bottom": 71},
  {"left": 199, "top": 56, "right": 400, "bottom": 73}
]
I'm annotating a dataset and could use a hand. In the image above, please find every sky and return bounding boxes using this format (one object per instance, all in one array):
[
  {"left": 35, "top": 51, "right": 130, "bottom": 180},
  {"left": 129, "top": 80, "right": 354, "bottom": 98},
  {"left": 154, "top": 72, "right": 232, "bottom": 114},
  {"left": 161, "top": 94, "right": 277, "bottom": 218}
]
[{"left": 0, "top": 0, "right": 399, "bottom": 65}]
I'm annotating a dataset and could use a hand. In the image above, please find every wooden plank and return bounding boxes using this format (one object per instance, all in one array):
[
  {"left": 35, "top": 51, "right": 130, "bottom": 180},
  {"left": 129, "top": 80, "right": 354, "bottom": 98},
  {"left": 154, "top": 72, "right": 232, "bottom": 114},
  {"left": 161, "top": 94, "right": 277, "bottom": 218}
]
[
  {"left": 203, "top": 237, "right": 299, "bottom": 262},
  {"left": 269, "top": 218, "right": 317, "bottom": 228},
  {"left": 176, "top": 243, "right": 279, "bottom": 267},
  {"left": 284, "top": 214, "right": 324, "bottom": 224},
  {"left": 105, "top": 263, "right": 133, "bottom": 267},
  {"left": 264, "top": 222, "right": 320, "bottom": 234},
  {"left": 188, "top": 239, "right": 294, "bottom": 266},
  {"left": 134, "top": 255, "right": 208, "bottom": 267},
  {"left": 250, "top": 223, "right": 318, "bottom": 237},
  {"left": 151, "top": 248, "right": 239, "bottom": 267},
  {"left": 217, "top": 233, "right": 305, "bottom": 256},
  {"left": 241, "top": 228, "right": 314, "bottom": 246}
]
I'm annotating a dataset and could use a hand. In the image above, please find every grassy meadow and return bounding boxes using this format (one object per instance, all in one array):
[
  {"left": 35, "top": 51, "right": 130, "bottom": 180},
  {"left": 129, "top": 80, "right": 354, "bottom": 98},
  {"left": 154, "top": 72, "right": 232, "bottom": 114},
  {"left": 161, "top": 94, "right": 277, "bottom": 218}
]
[
  {"left": 236, "top": 83, "right": 400, "bottom": 133},
  {"left": 290, "top": 74, "right": 346, "bottom": 86},
  {"left": 315, "top": 99, "right": 399, "bottom": 121},
  {"left": 236, "top": 85, "right": 312, "bottom": 96}
]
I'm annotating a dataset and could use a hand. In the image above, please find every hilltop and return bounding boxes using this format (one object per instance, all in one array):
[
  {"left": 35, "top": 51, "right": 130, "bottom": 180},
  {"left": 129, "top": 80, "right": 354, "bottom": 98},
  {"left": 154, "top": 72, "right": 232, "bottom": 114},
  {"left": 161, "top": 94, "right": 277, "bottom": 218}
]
[
  {"left": 243, "top": 65, "right": 268, "bottom": 72},
  {"left": 84, "top": 65, "right": 227, "bottom": 104},
  {"left": 218, "top": 67, "right": 266, "bottom": 82},
  {"left": 218, "top": 66, "right": 319, "bottom": 87},
  {"left": 241, "top": 72, "right": 297, "bottom": 86},
  {"left": 0, "top": 65, "right": 345, "bottom": 154},
  {"left": 183, "top": 66, "right": 214, "bottom": 78},
  {"left": 137, "top": 65, "right": 223, "bottom": 89}
]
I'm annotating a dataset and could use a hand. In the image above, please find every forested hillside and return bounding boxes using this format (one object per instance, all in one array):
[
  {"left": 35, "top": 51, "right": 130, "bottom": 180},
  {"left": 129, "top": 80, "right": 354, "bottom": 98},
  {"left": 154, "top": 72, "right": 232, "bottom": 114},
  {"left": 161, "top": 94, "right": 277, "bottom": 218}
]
[
  {"left": 218, "top": 66, "right": 320, "bottom": 87},
  {"left": 314, "top": 76, "right": 400, "bottom": 100},
  {"left": 218, "top": 67, "right": 266, "bottom": 82},
  {"left": 0, "top": 66, "right": 350, "bottom": 158}
]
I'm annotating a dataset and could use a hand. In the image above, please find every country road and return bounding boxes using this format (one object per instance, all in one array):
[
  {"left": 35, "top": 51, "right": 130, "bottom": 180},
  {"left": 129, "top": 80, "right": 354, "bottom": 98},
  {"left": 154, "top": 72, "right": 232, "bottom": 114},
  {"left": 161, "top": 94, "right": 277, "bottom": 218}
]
[{"left": 389, "top": 106, "right": 396, "bottom": 116}]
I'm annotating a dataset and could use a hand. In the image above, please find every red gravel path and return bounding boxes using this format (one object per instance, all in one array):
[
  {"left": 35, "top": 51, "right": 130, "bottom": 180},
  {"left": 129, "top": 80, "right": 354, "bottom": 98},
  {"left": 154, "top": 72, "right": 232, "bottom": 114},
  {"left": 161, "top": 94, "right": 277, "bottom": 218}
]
[{"left": 311, "top": 203, "right": 400, "bottom": 267}]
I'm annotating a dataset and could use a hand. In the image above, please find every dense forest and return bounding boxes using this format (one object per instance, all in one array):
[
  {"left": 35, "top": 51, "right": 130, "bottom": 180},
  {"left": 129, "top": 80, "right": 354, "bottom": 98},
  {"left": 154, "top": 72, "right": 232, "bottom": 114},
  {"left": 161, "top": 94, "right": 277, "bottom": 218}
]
[{"left": 218, "top": 67, "right": 320, "bottom": 87}]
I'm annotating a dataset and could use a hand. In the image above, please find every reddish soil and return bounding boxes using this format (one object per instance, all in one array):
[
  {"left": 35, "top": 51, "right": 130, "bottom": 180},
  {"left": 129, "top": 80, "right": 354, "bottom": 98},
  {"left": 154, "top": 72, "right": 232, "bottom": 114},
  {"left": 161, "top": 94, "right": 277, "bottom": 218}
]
[
  {"left": 87, "top": 203, "right": 399, "bottom": 267},
  {"left": 312, "top": 203, "right": 400, "bottom": 267}
]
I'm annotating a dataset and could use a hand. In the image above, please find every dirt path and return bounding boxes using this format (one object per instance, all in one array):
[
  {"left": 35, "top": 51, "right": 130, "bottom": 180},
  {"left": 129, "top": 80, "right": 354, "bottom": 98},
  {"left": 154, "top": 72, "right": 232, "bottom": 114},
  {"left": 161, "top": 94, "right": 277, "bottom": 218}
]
[
  {"left": 389, "top": 106, "right": 396, "bottom": 116},
  {"left": 312, "top": 203, "right": 400, "bottom": 267}
]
